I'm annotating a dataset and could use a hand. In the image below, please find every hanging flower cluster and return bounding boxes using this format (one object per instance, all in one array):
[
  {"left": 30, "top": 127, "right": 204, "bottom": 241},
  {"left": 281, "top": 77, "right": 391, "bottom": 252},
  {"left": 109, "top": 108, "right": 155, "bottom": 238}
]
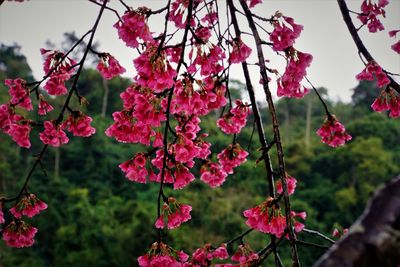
[
  {"left": 317, "top": 115, "right": 352, "bottom": 147},
  {"left": 358, "top": 0, "right": 388, "bottom": 33}
]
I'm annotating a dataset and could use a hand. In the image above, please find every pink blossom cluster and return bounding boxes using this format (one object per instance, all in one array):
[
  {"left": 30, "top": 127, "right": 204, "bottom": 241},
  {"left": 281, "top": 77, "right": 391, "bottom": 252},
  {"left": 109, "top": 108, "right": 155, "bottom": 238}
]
[
  {"left": 188, "top": 45, "right": 225, "bottom": 77},
  {"left": 96, "top": 53, "right": 126, "bottom": 80},
  {"left": 200, "top": 161, "right": 228, "bottom": 188},
  {"left": 217, "top": 143, "right": 249, "bottom": 174},
  {"left": 5, "top": 78, "right": 32, "bottom": 110},
  {"left": 63, "top": 111, "right": 96, "bottom": 137},
  {"left": 169, "top": 0, "right": 199, "bottom": 29},
  {"left": 277, "top": 50, "right": 312, "bottom": 98},
  {"left": 358, "top": 0, "right": 388, "bottom": 33},
  {"left": 172, "top": 77, "right": 226, "bottom": 117},
  {"left": 2, "top": 220, "right": 38, "bottom": 248},
  {"left": 276, "top": 175, "right": 297, "bottom": 196},
  {"left": 155, "top": 198, "right": 192, "bottom": 229},
  {"left": 38, "top": 96, "right": 54, "bottom": 116},
  {"left": 134, "top": 44, "right": 177, "bottom": 92},
  {"left": 189, "top": 243, "right": 229, "bottom": 266},
  {"left": 356, "top": 61, "right": 390, "bottom": 88},
  {"left": 243, "top": 197, "right": 306, "bottom": 238},
  {"left": 10, "top": 194, "right": 48, "bottom": 219},
  {"left": 270, "top": 15, "right": 303, "bottom": 52},
  {"left": 41, "top": 49, "right": 77, "bottom": 96},
  {"left": 0, "top": 104, "right": 32, "bottom": 148},
  {"left": 106, "top": 84, "right": 166, "bottom": 145},
  {"left": 39, "top": 121, "right": 69, "bottom": 147},
  {"left": 229, "top": 38, "right": 252, "bottom": 64},
  {"left": 229, "top": 244, "right": 259, "bottom": 266},
  {"left": 389, "top": 30, "right": 400, "bottom": 54},
  {"left": 316, "top": 116, "right": 352, "bottom": 147},
  {"left": 371, "top": 90, "right": 400, "bottom": 118},
  {"left": 217, "top": 99, "right": 251, "bottom": 134},
  {"left": 138, "top": 242, "right": 189, "bottom": 267},
  {"left": 119, "top": 153, "right": 148, "bottom": 183},
  {"left": 114, "top": 8, "right": 153, "bottom": 49}
]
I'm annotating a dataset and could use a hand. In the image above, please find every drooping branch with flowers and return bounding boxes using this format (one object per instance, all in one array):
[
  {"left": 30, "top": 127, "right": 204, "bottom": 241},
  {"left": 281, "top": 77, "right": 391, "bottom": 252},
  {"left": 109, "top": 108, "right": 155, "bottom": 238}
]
[{"left": 0, "top": 0, "right": 398, "bottom": 266}]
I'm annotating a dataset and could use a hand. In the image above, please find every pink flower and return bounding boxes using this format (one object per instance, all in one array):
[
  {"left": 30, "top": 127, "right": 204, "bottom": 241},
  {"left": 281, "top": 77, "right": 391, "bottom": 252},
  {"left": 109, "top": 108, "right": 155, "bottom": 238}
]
[
  {"left": 200, "top": 162, "right": 228, "bottom": 188},
  {"left": 138, "top": 242, "right": 188, "bottom": 266},
  {"left": 119, "top": 153, "right": 148, "bottom": 183},
  {"left": 38, "top": 97, "right": 53, "bottom": 115},
  {"left": 41, "top": 49, "right": 76, "bottom": 96},
  {"left": 243, "top": 197, "right": 286, "bottom": 237},
  {"left": 134, "top": 43, "right": 177, "bottom": 93},
  {"left": 63, "top": 111, "right": 96, "bottom": 137},
  {"left": 10, "top": 194, "right": 47, "bottom": 219},
  {"left": 389, "top": 29, "right": 400, "bottom": 54},
  {"left": 39, "top": 121, "right": 69, "bottom": 147},
  {"left": 356, "top": 61, "right": 390, "bottom": 88},
  {"left": 231, "top": 244, "right": 259, "bottom": 264},
  {"left": 188, "top": 45, "right": 225, "bottom": 77},
  {"left": 229, "top": 38, "right": 252, "bottom": 64},
  {"left": 217, "top": 99, "right": 250, "bottom": 134},
  {"left": 332, "top": 227, "right": 348, "bottom": 238},
  {"left": 277, "top": 50, "right": 312, "bottom": 98},
  {"left": 213, "top": 244, "right": 229, "bottom": 260},
  {"left": 155, "top": 198, "right": 192, "bottom": 229},
  {"left": 5, "top": 78, "right": 32, "bottom": 110},
  {"left": 276, "top": 175, "right": 297, "bottom": 195},
  {"left": 96, "top": 53, "right": 126, "bottom": 80},
  {"left": 114, "top": 8, "right": 153, "bottom": 49},
  {"left": 8, "top": 123, "right": 32, "bottom": 148},
  {"left": 191, "top": 244, "right": 214, "bottom": 265},
  {"left": 217, "top": 143, "right": 249, "bottom": 174},
  {"left": 317, "top": 116, "right": 352, "bottom": 147},
  {"left": 174, "top": 165, "right": 195, "bottom": 190},
  {"left": 153, "top": 132, "right": 164, "bottom": 147},
  {"left": 2, "top": 220, "right": 38, "bottom": 248},
  {"left": 270, "top": 15, "right": 303, "bottom": 52},
  {"left": 169, "top": 0, "right": 197, "bottom": 29},
  {"left": 358, "top": 0, "right": 387, "bottom": 33}
]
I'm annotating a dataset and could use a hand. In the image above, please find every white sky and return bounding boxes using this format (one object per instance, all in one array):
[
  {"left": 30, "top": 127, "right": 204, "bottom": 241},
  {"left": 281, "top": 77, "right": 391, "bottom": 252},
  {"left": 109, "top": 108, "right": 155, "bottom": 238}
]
[{"left": 0, "top": 0, "right": 399, "bottom": 102}]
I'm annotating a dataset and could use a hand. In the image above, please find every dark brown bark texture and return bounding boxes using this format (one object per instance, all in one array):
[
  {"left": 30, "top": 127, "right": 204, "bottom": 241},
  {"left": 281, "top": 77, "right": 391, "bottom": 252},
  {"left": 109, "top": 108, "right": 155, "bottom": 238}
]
[{"left": 313, "top": 176, "right": 400, "bottom": 267}]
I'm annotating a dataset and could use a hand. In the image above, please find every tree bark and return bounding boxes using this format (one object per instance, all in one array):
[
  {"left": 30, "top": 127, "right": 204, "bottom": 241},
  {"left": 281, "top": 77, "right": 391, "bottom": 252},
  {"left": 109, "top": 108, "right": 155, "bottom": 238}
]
[{"left": 313, "top": 176, "right": 400, "bottom": 267}]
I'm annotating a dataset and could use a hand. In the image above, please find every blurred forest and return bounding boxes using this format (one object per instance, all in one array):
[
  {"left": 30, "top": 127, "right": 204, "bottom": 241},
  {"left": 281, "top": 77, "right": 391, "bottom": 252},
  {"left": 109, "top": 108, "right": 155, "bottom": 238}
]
[{"left": 0, "top": 42, "right": 399, "bottom": 266}]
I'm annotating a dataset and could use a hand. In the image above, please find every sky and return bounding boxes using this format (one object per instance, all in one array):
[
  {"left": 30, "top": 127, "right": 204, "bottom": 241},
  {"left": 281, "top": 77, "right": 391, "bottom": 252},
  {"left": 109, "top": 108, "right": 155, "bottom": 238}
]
[{"left": 0, "top": 0, "right": 399, "bottom": 103}]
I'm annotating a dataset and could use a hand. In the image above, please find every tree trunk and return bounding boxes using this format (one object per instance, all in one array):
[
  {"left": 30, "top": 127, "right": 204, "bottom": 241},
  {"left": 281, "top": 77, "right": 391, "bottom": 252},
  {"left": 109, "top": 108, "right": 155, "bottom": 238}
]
[{"left": 313, "top": 176, "right": 400, "bottom": 267}]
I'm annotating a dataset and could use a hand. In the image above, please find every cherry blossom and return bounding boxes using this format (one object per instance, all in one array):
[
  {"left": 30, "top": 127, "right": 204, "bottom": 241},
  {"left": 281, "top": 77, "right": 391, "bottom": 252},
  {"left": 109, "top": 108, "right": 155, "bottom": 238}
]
[
  {"left": 200, "top": 162, "right": 228, "bottom": 188},
  {"left": 231, "top": 244, "right": 259, "bottom": 265},
  {"left": 5, "top": 78, "right": 32, "bottom": 110},
  {"left": 138, "top": 242, "right": 188, "bottom": 267},
  {"left": 63, "top": 111, "right": 96, "bottom": 137},
  {"left": 356, "top": 61, "right": 390, "bottom": 88},
  {"left": 229, "top": 38, "right": 252, "bottom": 64},
  {"left": 270, "top": 15, "right": 303, "bottom": 52},
  {"left": 358, "top": 0, "right": 388, "bottom": 33},
  {"left": 217, "top": 143, "right": 249, "bottom": 174},
  {"left": 114, "top": 8, "right": 153, "bottom": 49},
  {"left": 39, "top": 121, "right": 69, "bottom": 147},
  {"left": 276, "top": 175, "right": 297, "bottom": 195},
  {"left": 38, "top": 97, "right": 54, "bottom": 116},
  {"left": 96, "top": 53, "right": 126, "bottom": 80},
  {"left": 119, "top": 153, "right": 148, "bottom": 183},
  {"left": 389, "top": 30, "right": 400, "bottom": 54},
  {"left": 217, "top": 99, "right": 250, "bottom": 134},
  {"left": 371, "top": 89, "right": 400, "bottom": 118},
  {"left": 277, "top": 50, "right": 312, "bottom": 98},
  {"left": 317, "top": 115, "right": 352, "bottom": 147},
  {"left": 10, "top": 194, "right": 47, "bottom": 219},
  {"left": 2, "top": 220, "right": 38, "bottom": 248},
  {"left": 155, "top": 198, "right": 192, "bottom": 229}
]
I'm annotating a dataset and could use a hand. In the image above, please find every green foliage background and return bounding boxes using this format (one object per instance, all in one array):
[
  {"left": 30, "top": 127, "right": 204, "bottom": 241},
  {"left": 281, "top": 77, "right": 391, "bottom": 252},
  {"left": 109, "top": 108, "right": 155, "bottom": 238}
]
[{"left": 0, "top": 44, "right": 399, "bottom": 266}]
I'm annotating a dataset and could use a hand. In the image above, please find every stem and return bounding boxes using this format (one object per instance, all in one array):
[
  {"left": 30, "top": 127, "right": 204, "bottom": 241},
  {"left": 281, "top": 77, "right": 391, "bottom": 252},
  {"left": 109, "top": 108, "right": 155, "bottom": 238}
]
[{"left": 238, "top": 1, "right": 300, "bottom": 266}]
